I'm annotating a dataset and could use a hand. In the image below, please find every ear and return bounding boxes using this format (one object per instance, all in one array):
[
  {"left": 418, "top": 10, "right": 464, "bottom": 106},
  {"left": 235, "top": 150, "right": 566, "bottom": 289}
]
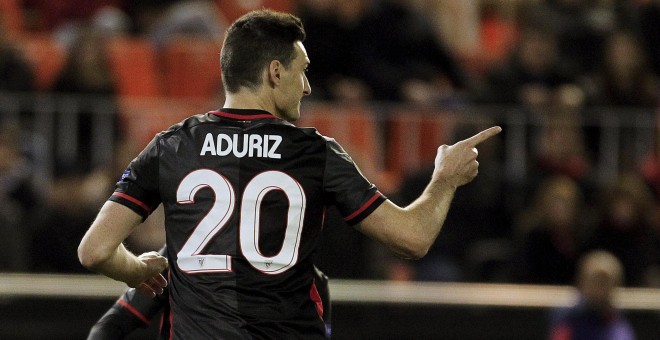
[{"left": 268, "top": 60, "right": 282, "bottom": 86}]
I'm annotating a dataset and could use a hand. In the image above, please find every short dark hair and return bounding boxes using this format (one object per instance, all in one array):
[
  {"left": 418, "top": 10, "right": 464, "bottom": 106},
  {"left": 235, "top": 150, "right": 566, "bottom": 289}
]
[{"left": 220, "top": 10, "right": 306, "bottom": 93}]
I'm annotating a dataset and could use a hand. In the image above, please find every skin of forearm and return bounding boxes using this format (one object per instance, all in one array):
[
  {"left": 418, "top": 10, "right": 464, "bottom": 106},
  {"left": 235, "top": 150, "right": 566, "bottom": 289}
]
[
  {"left": 399, "top": 177, "right": 456, "bottom": 258},
  {"left": 89, "top": 243, "right": 148, "bottom": 287}
]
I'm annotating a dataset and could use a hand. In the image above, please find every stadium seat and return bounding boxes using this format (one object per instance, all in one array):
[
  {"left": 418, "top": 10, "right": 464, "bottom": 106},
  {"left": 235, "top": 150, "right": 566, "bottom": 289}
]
[
  {"left": 18, "top": 34, "right": 66, "bottom": 91},
  {"left": 0, "top": 0, "right": 23, "bottom": 38},
  {"left": 107, "top": 37, "right": 162, "bottom": 98},
  {"left": 215, "top": 0, "right": 297, "bottom": 23},
  {"left": 477, "top": 14, "right": 519, "bottom": 73},
  {"left": 297, "top": 103, "right": 399, "bottom": 193},
  {"left": 298, "top": 103, "right": 383, "bottom": 168},
  {"left": 162, "top": 36, "right": 222, "bottom": 99},
  {"left": 385, "top": 108, "right": 457, "bottom": 177},
  {"left": 119, "top": 97, "right": 215, "bottom": 148}
]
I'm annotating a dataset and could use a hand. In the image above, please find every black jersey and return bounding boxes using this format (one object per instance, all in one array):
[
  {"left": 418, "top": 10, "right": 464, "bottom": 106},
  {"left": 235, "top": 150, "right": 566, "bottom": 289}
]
[
  {"left": 109, "top": 109, "right": 385, "bottom": 339},
  {"left": 87, "top": 276, "right": 170, "bottom": 340}
]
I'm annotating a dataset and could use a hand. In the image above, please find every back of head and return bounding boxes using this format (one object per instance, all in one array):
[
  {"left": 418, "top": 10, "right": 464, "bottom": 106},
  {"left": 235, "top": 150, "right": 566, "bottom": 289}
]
[
  {"left": 534, "top": 175, "right": 582, "bottom": 229},
  {"left": 220, "top": 10, "right": 306, "bottom": 93},
  {"left": 577, "top": 250, "right": 624, "bottom": 308}
]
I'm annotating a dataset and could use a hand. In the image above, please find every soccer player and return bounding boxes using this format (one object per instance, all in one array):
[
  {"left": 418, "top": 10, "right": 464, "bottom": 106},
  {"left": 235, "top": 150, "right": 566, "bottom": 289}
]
[{"left": 78, "top": 9, "right": 501, "bottom": 339}]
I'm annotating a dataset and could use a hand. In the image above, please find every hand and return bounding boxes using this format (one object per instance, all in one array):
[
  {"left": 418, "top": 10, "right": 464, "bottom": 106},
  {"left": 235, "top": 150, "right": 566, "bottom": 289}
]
[
  {"left": 131, "top": 251, "right": 169, "bottom": 298},
  {"left": 433, "top": 126, "right": 502, "bottom": 188}
]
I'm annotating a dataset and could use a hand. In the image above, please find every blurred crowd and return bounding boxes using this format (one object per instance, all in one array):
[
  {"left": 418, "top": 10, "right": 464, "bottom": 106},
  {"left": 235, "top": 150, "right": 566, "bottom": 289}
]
[{"left": 1, "top": 0, "right": 660, "bottom": 291}]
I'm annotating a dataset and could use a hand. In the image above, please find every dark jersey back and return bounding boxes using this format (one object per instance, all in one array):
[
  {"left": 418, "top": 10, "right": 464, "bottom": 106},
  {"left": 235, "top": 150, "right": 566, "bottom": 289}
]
[{"left": 109, "top": 109, "right": 384, "bottom": 339}]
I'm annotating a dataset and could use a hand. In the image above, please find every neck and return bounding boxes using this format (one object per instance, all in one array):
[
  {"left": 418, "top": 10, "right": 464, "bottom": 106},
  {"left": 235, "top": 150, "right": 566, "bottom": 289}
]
[{"left": 223, "top": 88, "right": 278, "bottom": 117}]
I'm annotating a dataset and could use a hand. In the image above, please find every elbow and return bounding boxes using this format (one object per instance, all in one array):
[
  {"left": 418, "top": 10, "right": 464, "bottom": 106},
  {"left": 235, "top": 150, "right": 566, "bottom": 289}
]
[
  {"left": 77, "top": 244, "right": 96, "bottom": 270},
  {"left": 404, "top": 246, "right": 430, "bottom": 261},
  {"left": 393, "top": 238, "right": 432, "bottom": 260},
  {"left": 77, "top": 242, "right": 108, "bottom": 271}
]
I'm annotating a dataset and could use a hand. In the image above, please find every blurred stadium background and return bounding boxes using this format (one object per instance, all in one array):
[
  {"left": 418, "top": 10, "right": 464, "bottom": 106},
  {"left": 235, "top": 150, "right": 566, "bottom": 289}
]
[{"left": 1, "top": 0, "right": 660, "bottom": 338}]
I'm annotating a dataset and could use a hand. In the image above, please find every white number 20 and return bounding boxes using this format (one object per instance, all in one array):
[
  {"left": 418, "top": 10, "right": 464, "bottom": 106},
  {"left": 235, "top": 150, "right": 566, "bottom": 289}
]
[{"left": 176, "top": 169, "right": 306, "bottom": 275}]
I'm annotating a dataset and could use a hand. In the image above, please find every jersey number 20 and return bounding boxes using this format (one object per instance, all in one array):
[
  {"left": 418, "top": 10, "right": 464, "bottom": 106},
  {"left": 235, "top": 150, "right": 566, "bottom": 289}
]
[{"left": 176, "top": 169, "right": 306, "bottom": 275}]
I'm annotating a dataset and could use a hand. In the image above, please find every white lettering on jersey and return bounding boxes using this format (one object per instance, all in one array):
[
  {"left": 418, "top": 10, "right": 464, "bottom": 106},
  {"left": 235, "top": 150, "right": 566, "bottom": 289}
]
[{"left": 200, "top": 133, "right": 282, "bottom": 159}]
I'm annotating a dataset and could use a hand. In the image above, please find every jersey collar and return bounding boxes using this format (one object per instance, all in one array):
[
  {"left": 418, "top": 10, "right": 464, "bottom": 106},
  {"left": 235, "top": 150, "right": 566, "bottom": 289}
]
[{"left": 209, "top": 108, "right": 281, "bottom": 120}]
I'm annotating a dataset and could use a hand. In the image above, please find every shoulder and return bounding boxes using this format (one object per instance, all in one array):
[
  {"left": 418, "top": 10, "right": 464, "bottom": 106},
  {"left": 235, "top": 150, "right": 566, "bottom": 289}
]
[
  {"left": 159, "top": 113, "right": 212, "bottom": 138},
  {"left": 292, "top": 125, "right": 328, "bottom": 140},
  {"left": 289, "top": 125, "right": 346, "bottom": 152},
  {"left": 296, "top": 127, "right": 344, "bottom": 152}
]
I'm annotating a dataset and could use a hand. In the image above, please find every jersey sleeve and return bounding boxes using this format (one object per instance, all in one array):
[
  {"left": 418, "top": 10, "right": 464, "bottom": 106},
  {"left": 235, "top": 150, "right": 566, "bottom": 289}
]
[
  {"left": 87, "top": 288, "right": 168, "bottom": 340},
  {"left": 87, "top": 247, "right": 169, "bottom": 340},
  {"left": 323, "top": 138, "right": 386, "bottom": 225},
  {"left": 108, "top": 135, "right": 162, "bottom": 221}
]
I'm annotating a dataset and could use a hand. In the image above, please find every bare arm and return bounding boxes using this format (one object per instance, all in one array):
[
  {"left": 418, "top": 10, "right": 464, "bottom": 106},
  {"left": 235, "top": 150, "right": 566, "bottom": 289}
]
[
  {"left": 355, "top": 126, "right": 502, "bottom": 259},
  {"left": 78, "top": 201, "right": 168, "bottom": 297}
]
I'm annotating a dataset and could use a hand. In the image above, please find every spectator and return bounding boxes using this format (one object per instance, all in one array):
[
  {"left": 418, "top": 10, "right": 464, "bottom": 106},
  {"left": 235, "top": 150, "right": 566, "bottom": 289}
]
[
  {"left": 528, "top": 113, "right": 594, "bottom": 200},
  {"left": 0, "top": 123, "right": 45, "bottom": 271},
  {"left": 419, "top": 0, "right": 481, "bottom": 62},
  {"left": 548, "top": 250, "right": 636, "bottom": 340},
  {"left": 124, "top": 0, "right": 226, "bottom": 49},
  {"left": 50, "top": 26, "right": 121, "bottom": 176},
  {"left": 298, "top": 0, "right": 469, "bottom": 104},
  {"left": 296, "top": 0, "right": 367, "bottom": 101},
  {"left": 520, "top": 0, "right": 616, "bottom": 78},
  {"left": 0, "top": 17, "right": 35, "bottom": 92},
  {"left": 22, "top": 0, "right": 129, "bottom": 42},
  {"left": 354, "top": 0, "right": 470, "bottom": 104},
  {"left": 513, "top": 175, "right": 590, "bottom": 285},
  {"left": 582, "top": 30, "right": 659, "bottom": 108},
  {"left": 580, "top": 29, "right": 659, "bottom": 171},
  {"left": 478, "top": 25, "right": 577, "bottom": 109},
  {"left": 475, "top": 0, "right": 520, "bottom": 75},
  {"left": 584, "top": 172, "right": 657, "bottom": 286},
  {"left": 31, "top": 27, "right": 122, "bottom": 273},
  {"left": 30, "top": 0, "right": 125, "bottom": 30}
]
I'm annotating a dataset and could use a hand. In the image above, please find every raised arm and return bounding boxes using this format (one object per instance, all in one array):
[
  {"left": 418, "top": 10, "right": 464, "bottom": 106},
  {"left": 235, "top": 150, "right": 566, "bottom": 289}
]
[{"left": 355, "top": 126, "right": 502, "bottom": 259}]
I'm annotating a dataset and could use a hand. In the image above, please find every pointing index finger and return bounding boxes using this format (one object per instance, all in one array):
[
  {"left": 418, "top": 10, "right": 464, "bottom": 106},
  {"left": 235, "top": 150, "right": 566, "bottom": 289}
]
[{"left": 462, "top": 126, "right": 502, "bottom": 146}]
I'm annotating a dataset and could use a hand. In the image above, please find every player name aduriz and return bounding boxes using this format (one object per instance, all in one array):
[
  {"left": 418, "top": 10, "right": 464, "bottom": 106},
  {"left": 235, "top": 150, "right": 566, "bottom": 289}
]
[{"left": 200, "top": 133, "right": 282, "bottom": 159}]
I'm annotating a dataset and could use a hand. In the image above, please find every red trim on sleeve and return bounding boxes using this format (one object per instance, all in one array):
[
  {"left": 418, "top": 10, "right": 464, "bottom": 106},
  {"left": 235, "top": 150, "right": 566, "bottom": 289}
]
[
  {"left": 169, "top": 307, "right": 174, "bottom": 340},
  {"left": 310, "top": 279, "right": 323, "bottom": 319},
  {"left": 118, "top": 299, "right": 150, "bottom": 325},
  {"left": 112, "top": 192, "right": 153, "bottom": 214},
  {"left": 343, "top": 192, "right": 382, "bottom": 222}
]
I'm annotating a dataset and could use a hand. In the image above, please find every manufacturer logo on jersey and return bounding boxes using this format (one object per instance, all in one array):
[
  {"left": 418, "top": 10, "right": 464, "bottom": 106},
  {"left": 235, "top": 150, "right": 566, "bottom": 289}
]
[
  {"left": 200, "top": 133, "right": 282, "bottom": 159},
  {"left": 120, "top": 168, "right": 131, "bottom": 182}
]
